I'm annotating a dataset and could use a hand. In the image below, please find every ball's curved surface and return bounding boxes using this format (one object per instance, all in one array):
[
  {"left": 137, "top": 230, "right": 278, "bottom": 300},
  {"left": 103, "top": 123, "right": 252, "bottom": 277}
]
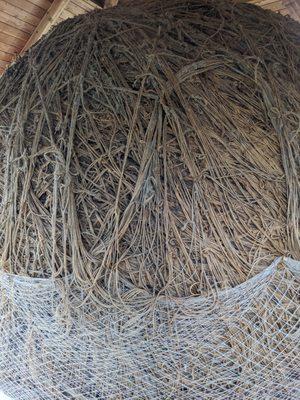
[
  {"left": 0, "top": 0, "right": 299, "bottom": 299},
  {"left": 0, "top": 2, "right": 299, "bottom": 399}
]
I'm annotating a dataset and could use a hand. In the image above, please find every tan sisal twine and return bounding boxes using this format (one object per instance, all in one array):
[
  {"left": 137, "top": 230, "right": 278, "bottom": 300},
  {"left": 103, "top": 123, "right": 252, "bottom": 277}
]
[
  {"left": 0, "top": 0, "right": 300, "bottom": 298},
  {"left": 0, "top": 1, "right": 299, "bottom": 399},
  {"left": 0, "top": 0, "right": 299, "bottom": 301}
]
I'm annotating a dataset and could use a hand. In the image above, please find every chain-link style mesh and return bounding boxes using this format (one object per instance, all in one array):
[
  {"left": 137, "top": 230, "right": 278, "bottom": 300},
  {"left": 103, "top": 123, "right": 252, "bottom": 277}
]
[{"left": 0, "top": 257, "right": 299, "bottom": 399}]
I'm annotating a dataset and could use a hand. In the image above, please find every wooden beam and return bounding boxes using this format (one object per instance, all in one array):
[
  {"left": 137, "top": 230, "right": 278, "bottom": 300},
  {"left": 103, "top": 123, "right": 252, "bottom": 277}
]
[{"left": 21, "top": 0, "right": 71, "bottom": 54}]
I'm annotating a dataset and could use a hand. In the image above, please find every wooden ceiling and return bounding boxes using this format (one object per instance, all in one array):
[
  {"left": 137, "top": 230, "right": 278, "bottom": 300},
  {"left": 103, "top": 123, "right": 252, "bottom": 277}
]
[{"left": 0, "top": 0, "right": 299, "bottom": 75}]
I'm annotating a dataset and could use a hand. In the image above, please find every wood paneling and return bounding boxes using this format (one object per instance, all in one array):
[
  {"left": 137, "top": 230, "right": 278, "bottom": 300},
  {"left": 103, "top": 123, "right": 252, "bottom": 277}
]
[
  {"left": 60, "top": 9, "right": 75, "bottom": 19},
  {"left": 5, "top": 0, "right": 47, "bottom": 18},
  {"left": 0, "top": 21, "right": 30, "bottom": 40},
  {"left": 0, "top": 49, "right": 13, "bottom": 62},
  {"left": 52, "top": 0, "right": 101, "bottom": 27},
  {"left": 249, "top": 0, "right": 288, "bottom": 12},
  {"left": 72, "top": 0, "right": 95, "bottom": 11},
  {"left": 66, "top": 2, "right": 88, "bottom": 14},
  {"left": 0, "top": 41, "right": 22, "bottom": 54},
  {"left": 21, "top": 0, "right": 71, "bottom": 54},
  {"left": 0, "top": 32, "right": 27, "bottom": 48},
  {"left": 284, "top": 0, "right": 300, "bottom": 21},
  {"left": 66, "top": 0, "right": 101, "bottom": 15},
  {"left": 0, "top": 2, "right": 41, "bottom": 26},
  {"left": 0, "top": 59, "right": 9, "bottom": 70},
  {"left": 0, "top": 10, "right": 36, "bottom": 34},
  {"left": 27, "top": 0, "right": 53, "bottom": 11}
]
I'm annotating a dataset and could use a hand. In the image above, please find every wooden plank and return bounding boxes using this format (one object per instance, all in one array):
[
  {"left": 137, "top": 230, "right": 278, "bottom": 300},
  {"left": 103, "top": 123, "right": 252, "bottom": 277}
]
[
  {"left": 72, "top": 0, "right": 95, "bottom": 11},
  {"left": 259, "top": 0, "right": 283, "bottom": 7},
  {"left": 261, "top": 1, "right": 285, "bottom": 11},
  {"left": 0, "top": 32, "right": 27, "bottom": 49},
  {"left": 0, "top": 50, "right": 13, "bottom": 63},
  {"left": 0, "top": 2, "right": 41, "bottom": 26},
  {"left": 0, "top": 59, "right": 9, "bottom": 68},
  {"left": 250, "top": 0, "right": 282, "bottom": 5},
  {"left": 26, "top": 0, "right": 53, "bottom": 10},
  {"left": 254, "top": 0, "right": 292, "bottom": 14},
  {"left": 60, "top": 9, "right": 76, "bottom": 18},
  {"left": 0, "top": 41, "right": 22, "bottom": 54},
  {"left": 6, "top": 0, "right": 46, "bottom": 19},
  {"left": 0, "top": 21, "right": 31, "bottom": 40},
  {"left": 21, "top": 0, "right": 71, "bottom": 54},
  {"left": 66, "top": 2, "right": 89, "bottom": 15},
  {"left": 0, "top": 12, "right": 35, "bottom": 34}
]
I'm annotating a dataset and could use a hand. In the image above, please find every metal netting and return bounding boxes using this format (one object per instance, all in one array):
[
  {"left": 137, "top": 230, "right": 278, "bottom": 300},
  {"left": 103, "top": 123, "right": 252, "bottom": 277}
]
[{"left": 0, "top": 257, "right": 299, "bottom": 399}]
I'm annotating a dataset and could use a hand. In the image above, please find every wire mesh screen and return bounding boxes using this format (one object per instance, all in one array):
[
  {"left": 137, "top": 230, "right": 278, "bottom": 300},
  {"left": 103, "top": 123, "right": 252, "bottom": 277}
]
[{"left": 0, "top": 257, "right": 299, "bottom": 399}]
